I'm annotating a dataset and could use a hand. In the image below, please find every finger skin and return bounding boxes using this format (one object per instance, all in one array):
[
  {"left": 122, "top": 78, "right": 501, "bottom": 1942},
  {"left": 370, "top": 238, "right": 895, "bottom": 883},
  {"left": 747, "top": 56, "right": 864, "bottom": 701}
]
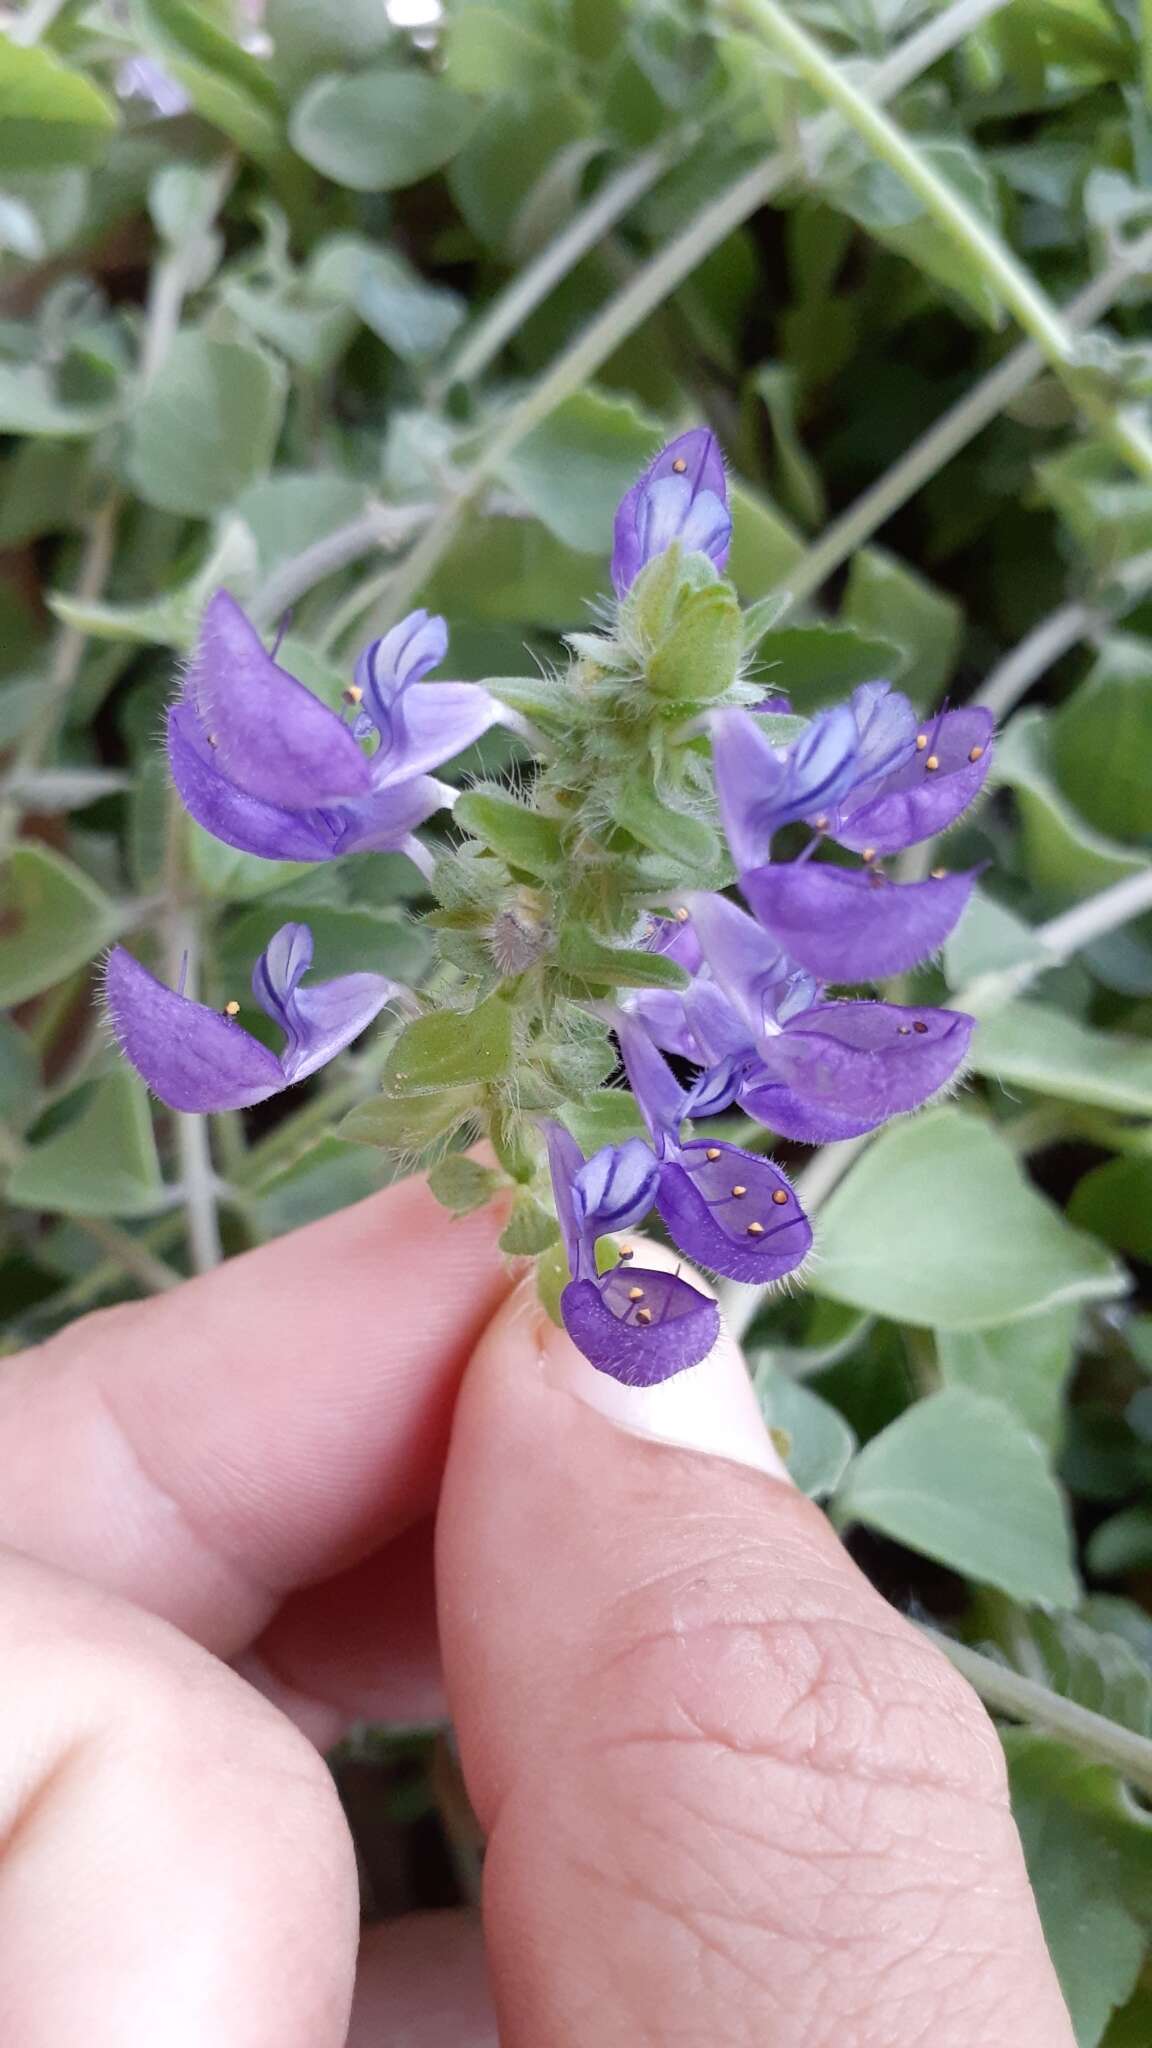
[
  {"left": 437, "top": 1283, "right": 1076, "bottom": 2048},
  {"left": 0, "top": 1179, "right": 513, "bottom": 1651},
  {"left": 348, "top": 1914, "right": 497, "bottom": 2048},
  {"left": 0, "top": 1547, "right": 358, "bottom": 2048}
]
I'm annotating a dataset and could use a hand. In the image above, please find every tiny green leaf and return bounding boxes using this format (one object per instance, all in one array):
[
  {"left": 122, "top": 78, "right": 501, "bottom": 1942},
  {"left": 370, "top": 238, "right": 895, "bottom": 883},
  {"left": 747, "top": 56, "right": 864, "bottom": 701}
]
[
  {"left": 553, "top": 927, "right": 690, "bottom": 992},
  {"left": 339, "top": 1085, "right": 478, "bottom": 1153},
  {"left": 385, "top": 997, "right": 514, "bottom": 1095},
  {"left": 499, "top": 1189, "right": 560, "bottom": 1256},
  {"left": 126, "top": 332, "right": 288, "bottom": 520},
  {"left": 454, "top": 791, "right": 564, "bottom": 877},
  {"left": 427, "top": 1153, "right": 501, "bottom": 1215}
]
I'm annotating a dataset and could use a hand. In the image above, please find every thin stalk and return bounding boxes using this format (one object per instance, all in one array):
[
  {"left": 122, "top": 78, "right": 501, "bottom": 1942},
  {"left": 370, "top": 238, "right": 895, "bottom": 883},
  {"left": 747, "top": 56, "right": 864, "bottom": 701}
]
[
  {"left": 0, "top": 494, "right": 120, "bottom": 864},
  {"left": 722, "top": 865, "right": 1152, "bottom": 1337},
  {"left": 778, "top": 235, "right": 1152, "bottom": 614},
  {"left": 437, "top": 139, "right": 679, "bottom": 395},
  {"left": 9, "top": 0, "right": 68, "bottom": 42},
  {"left": 925, "top": 1631, "right": 1152, "bottom": 1798},
  {"left": 331, "top": 0, "right": 1012, "bottom": 648},
  {"left": 733, "top": 0, "right": 1152, "bottom": 484},
  {"left": 163, "top": 840, "right": 223, "bottom": 1275},
  {"left": 980, "top": 547, "right": 1152, "bottom": 719},
  {"left": 74, "top": 1216, "right": 183, "bottom": 1294},
  {"left": 248, "top": 502, "right": 435, "bottom": 630}
]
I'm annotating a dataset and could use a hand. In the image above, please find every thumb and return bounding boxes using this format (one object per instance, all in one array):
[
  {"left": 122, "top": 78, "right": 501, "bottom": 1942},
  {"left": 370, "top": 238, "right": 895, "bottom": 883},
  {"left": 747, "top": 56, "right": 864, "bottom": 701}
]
[{"left": 436, "top": 1249, "right": 1074, "bottom": 2048}]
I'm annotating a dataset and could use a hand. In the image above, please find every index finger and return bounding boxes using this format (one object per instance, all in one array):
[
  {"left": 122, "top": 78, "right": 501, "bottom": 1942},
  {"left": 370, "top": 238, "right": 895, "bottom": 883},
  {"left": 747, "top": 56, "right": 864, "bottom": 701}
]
[{"left": 0, "top": 1176, "right": 513, "bottom": 1652}]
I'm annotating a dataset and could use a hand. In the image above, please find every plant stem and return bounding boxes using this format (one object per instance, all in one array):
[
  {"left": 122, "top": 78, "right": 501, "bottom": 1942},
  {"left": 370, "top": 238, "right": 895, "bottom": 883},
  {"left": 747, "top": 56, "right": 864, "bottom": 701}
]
[
  {"left": 436, "top": 139, "right": 679, "bottom": 395},
  {"left": 733, "top": 0, "right": 1152, "bottom": 484},
  {"left": 980, "top": 546, "right": 1152, "bottom": 719},
  {"left": 925, "top": 1631, "right": 1152, "bottom": 1798},
  {"left": 332, "top": 0, "right": 1012, "bottom": 648},
  {"left": 0, "top": 494, "right": 120, "bottom": 864},
  {"left": 778, "top": 235, "right": 1152, "bottom": 614},
  {"left": 74, "top": 1216, "right": 183, "bottom": 1294},
  {"left": 248, "top": 502, "right": 436, "bottom": 630},
  {"left": 9, "top": 0, "right": 68, "bottom": 43},
  {"left": 164, "top": 873, "right": 223, "bottom": 1276}
]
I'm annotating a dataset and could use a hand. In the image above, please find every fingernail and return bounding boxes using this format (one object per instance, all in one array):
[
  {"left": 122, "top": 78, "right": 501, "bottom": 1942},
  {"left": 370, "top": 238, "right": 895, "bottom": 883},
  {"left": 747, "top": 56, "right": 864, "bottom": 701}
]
[{"left": 540, "top": 1243, "right": 793, "bottom": 1483}]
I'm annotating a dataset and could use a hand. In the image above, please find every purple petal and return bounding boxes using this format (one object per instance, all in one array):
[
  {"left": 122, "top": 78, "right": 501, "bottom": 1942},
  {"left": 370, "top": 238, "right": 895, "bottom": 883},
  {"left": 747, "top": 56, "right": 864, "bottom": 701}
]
[
  {"left": 656, "top": 1142, "right": 812, "bottom": 1284},
  {"left": 186, "top": 591, "right": 371, "bottom": 807},
  {"left": 354, "top": 610, "right": 449, "bottom": 713},
  {"left": 369, "top": 682, "right": 503, "bottom": 792},
  {"left": 741, "top": 861, "right": 977, "bottom": 981},
  {"left": 644, "top": 913, "right": 703, "bottom": 977},
  {"left": 614, "top": 1014, "right": 689, "bottom": 1141},
  {"left": 331, "top": 774, "right": 453, "bottom": 855},
  {"left": 742, "top": 1000, "right": 974, "bottom": 1143},
  {"left": 612, "top": 428, "right": 730, "bottom": 596},
  {"left": 686, "top": 890, "right": 814, "bottom": 1040},
  {"left": 846, "top": 682, "right": 919, "bottom": 785},
  {"left": 544, "top": 1119, "right": 586, "bottom": 1273},
  {"left": 623, "top": 987, "right": 701, "bottom": 1061},
  {"left": 560, "top": 1270, "right": 720, "bottom": 1385},
  {"left": 168, "top": 702, "right": 342, "bottom": 860},
  {"left": 105, "top": 946, "right": 285, "bottom": 1113},
  {"left": 572, "top": 1137, "right": 661, "bottom": 1246},
  {"left": 711, "top": 705, "right": 860, "bottom": 870},
  {"left": 251, "top": 921, "right": 401, "bottom": 1083},
  {"left": 833, "top": 707, "right": 995, "bottom": 854}
]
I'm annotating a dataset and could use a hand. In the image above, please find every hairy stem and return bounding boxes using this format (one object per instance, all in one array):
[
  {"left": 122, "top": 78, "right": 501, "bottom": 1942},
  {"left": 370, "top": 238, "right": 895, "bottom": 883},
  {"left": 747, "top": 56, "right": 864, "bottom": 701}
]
[
  {"left": 332, "top": 0, "right": 1012, "bottom": 648},
  {"left": 733, "top": 0, "right": 1152, "bottom": 484},
  {"left": 926, "top": 1631, "right": 1152, "bottom": 1797},
  {"left": 779, "top": 234, "right": 1152, "bottom": 613}
]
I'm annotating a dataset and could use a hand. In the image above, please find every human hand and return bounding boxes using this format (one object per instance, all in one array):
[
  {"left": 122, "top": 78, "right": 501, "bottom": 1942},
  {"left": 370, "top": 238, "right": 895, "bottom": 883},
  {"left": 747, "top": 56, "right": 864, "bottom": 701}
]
[{"left": 0, "top": 1175, "right": 1073, "bottom": 2046}]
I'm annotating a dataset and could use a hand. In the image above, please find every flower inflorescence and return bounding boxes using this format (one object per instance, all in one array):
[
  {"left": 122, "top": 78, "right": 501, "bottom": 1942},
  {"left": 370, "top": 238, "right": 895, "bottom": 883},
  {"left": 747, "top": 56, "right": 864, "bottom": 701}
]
[{"left": 106, "top": 428, "right": 994, "bottom": 1386}]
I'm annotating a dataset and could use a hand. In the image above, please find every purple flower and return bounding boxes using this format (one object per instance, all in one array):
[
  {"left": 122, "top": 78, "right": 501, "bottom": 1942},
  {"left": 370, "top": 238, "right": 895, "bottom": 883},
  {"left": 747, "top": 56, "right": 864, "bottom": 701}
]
[
  {"left": 168, "top": 592, "right": 503, "bottom": 872},
  {"left": 611, "top": 429, "right": 731, "bottom": 596},
  {"left": 613, "top": 1016, "right": 813, "bottom": 1286},
  {"left": 711, "top": 683, "right": 918, "bottom": 872},
  {"left": 105, "top": 922, "right": 406, "bottom": 1114},
  {"left": 116, "top": 55, "right": 191, "bottom": 117},
  {"left": 629, "top": 894, "right": 973, "bottom": 1145},
  {"left": 739, "top": 859, "right": 979, "bottom": 983},
  {"left": 544, "top": 1122, "right": 719, "bottom": 1386},
  {"left": 821, "top": 704, "right": 995, "bottom": 856}
]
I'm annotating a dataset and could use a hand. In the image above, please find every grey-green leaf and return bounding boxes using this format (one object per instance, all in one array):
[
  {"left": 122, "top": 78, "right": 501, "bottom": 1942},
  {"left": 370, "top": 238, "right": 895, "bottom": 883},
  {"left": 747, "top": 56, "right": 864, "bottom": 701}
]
[
  {"left": 835, "top": 1387, "right": 1078, "bottom": 1606},
  {"left": 813, "top": 1109, "right": 1125, "bottom": 1330},
  {"left": 290, "top": 67, "right": 479, "bottom": 192},
  {"left": 126, "top": 332, "right": 288, "bottom": 519},
  {"left": 0, "top": 845, "right": 118, "bottom": 1005}
]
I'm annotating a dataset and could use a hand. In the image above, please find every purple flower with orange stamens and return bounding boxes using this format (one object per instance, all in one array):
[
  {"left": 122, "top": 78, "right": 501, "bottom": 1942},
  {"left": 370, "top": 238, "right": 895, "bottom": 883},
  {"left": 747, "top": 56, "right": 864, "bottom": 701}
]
[
  {"left": 167, "top": 592, "right": 504, "bottom": 874},
  {"left": 612, "top": 428, "right": 732, "bottom": 596},
  {"left": 105, "top": 922, "right": 407, "bottom": 1113}
]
